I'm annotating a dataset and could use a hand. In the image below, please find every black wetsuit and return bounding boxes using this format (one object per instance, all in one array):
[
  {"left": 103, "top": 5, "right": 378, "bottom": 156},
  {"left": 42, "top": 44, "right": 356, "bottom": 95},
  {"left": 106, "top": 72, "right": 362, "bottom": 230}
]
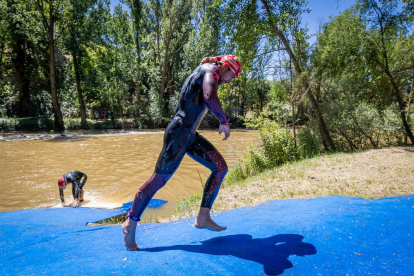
[
  {"left": 59, "top": 171, "right": 87, "bottom": 202},
  {"left": 128, "top": 64, "right": 229, "bottom": 221}
]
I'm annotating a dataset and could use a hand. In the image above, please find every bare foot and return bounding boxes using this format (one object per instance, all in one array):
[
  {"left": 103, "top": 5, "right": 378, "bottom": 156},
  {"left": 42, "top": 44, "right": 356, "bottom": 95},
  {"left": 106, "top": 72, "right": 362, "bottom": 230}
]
[
  {"left": 122, "top": 217, "right": 140, "bottom": 250},
  {"left": 195, "top": 207, "right": 226, "bottom": 231}
]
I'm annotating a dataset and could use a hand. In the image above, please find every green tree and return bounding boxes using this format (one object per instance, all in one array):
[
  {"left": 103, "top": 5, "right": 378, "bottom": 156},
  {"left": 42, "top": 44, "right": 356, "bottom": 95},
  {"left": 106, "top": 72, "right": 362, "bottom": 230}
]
[
  {"left": 35, "top": 0, "right": 71, "bottom": 130},
  {"left": 105, "top": 4, "right": 135, "bottom": 117},
  {"left": 123, "top": 0, "right": 144, "bottom": 117},
  {"left": 314, "top": 1, "right": 414, "bottom": 146},
  {"left": 147, "top": 0, "right": 193, "bottom": 106},
  {"left": 1, "top": 0, "right": 45, "bottom": 117},
  {"left": 356, "top": 0, "right": 414, "bottom": 143},
  {"left": 63, "top": 0, "right": 109, "bottom": 128},
  {"left": 218, "top": 0, "right": 336, "bottom": 151}
]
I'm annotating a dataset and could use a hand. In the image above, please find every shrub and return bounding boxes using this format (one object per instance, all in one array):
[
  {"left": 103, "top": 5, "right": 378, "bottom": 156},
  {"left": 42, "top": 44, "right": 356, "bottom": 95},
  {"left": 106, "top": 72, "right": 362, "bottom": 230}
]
[
  {"left": 0, "top": 117, "right": 54, "bottom": 131},
  {"left": 227, "top": 116, "right": 300, "bottom": 182},
  {"left": 297, "top": 126, "right": 321, "bottom": 158},
  {"left": 323, "top": 101, "right": 406, "bottom": 151},
  {"left": 0, "top": 118, "right": 18, "bottom": 131}
]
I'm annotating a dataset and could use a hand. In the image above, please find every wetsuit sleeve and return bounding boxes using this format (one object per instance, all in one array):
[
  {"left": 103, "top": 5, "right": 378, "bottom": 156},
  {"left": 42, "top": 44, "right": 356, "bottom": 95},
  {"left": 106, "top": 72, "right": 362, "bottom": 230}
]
[
  {"left": 59, "top": 188, "right": 64, "bottom": 202},
  {"left": 203, "top": 69, "right": 229, "bottom": 125}
]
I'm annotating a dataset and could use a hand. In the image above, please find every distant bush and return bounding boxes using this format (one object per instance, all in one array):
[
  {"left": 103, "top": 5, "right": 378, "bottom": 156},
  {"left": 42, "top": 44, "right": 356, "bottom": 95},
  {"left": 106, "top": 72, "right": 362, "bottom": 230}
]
[
  {"left": 64, "top": 119, "right": 81, "bottom": 130},
  {"left": 0, "top": 118, "right": 18, "bottom": 131},
  {"left": 0, "top": 117, "right": 54, "bottom": 131}
]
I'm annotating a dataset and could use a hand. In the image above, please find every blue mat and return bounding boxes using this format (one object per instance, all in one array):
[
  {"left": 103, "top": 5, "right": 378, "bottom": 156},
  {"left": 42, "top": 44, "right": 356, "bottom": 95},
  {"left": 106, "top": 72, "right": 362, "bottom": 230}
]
[{"left": 0, "top": 196, "right": 413, "bottom": 275}]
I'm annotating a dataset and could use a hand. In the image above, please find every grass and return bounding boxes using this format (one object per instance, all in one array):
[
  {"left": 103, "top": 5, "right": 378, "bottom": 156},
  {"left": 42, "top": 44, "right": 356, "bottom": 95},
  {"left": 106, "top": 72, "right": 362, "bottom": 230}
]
[{"left": 167, "top": 145, "right": 414, "bottom": 222}]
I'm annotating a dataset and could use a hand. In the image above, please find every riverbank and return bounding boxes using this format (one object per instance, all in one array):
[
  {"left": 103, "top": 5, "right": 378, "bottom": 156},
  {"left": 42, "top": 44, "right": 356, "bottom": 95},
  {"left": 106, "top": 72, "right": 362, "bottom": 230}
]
[
  {"left": 170, "top": 146, "right": 414, "bottom": 222},
  {"left": 0, "top": 116, "right": 163, "bottom": 131},
  {"left": 0, "top": 113, "right": 223, "bottom": 131}
]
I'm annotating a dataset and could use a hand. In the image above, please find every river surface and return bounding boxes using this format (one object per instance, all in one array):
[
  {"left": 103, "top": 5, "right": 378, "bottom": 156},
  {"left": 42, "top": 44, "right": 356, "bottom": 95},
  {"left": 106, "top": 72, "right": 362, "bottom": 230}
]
[{"left": 0, "top": 129, "right": 258, "bottom": 221}]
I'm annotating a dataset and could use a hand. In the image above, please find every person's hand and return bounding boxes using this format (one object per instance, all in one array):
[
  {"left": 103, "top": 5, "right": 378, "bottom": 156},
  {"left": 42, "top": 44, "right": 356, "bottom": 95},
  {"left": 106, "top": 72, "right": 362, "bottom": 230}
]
[
  {"left": 71, "top": 199, "right": 79, "bottom": 207},
  {"left": 200, "top": 57, "right": 215, "bottom": 65},
  {"left": 219, "top": 123, "right": 230, "bottom": 140}
]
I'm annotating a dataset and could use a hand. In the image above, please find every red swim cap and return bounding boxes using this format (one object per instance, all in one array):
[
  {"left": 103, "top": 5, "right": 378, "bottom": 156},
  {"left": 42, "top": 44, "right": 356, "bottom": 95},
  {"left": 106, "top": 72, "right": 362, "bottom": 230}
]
[
  {"left": 220, "top": 55, "right": 241, "bottom": 78},
  {"left": 58, "top": 177, "right": 67, "bottom": 188}
]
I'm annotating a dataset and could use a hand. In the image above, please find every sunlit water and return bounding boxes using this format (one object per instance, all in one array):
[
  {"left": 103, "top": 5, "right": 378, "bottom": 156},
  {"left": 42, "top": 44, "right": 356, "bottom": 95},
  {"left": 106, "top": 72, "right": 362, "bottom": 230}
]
[{"left": 0, "top": 129, "right": 258, "bottom": 221}]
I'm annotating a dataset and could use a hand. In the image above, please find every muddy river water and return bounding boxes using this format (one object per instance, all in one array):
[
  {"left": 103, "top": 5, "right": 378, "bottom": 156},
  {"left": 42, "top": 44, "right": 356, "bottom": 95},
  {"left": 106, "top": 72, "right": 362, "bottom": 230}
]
[{"left": 0, "top": 129, "right": 257, "bottom": 221}]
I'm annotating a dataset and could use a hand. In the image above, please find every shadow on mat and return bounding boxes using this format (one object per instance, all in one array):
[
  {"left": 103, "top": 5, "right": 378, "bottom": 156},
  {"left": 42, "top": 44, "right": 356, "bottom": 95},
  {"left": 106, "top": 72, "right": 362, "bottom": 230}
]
[{"left": 141, "top": 234, "right": 316, "bottom": 275}]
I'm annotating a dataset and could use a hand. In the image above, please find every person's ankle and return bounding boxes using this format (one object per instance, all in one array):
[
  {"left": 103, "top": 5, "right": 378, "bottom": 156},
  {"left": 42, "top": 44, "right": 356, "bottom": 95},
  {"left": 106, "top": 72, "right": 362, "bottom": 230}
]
[
  {"left": 125, "top": 217, "right": 138, "bottom": 226},
  {"left": 198, "top": 207, "right": 211, "bottom": 217}
]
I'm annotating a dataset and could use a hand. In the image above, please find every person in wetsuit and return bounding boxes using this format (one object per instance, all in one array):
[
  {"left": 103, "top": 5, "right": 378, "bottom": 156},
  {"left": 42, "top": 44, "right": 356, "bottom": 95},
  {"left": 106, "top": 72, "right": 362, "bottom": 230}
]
[
  {"left": 123, "top": 54, "right": 242, "bottom": 250},
  {"left": 58, "top": 171, "right": 87, "bottom": 207}
]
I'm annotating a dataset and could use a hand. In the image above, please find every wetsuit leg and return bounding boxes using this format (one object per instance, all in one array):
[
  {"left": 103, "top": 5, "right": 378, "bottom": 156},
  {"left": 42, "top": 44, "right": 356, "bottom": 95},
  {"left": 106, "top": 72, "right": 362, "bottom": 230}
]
[
  {"left": 72, "top": 184, "right": 76, "bottom": 199},
  {"left": 186, "top": 132, "right": 228, "bottom": 209},
  {"left": 128, "top": 119, "right": 189, "bottom": 221},
  {"left": 128, "top": 173, "right": 171, "bottom": 221}
]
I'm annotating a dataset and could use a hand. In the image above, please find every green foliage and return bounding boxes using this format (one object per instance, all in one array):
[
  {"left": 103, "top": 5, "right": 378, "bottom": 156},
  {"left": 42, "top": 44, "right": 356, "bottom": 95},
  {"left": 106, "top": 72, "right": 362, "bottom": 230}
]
[
  {"left": 269, "top": 81, "right": 288, "bottom": 103},
  {"left": 1, "top": 0, "right": 412, "bottom": 152},
  {"left": 0, "top": 117, "right": 54, "bottom": 131},
  {"left": 0, "top": 118, "right": 19, "bottom": 131},
  {"left": 227, "top": 116, "right": 300, "bottom": 182},
  {"left": 312, "top": 0, "right": 414, "bottom": 147},
  {"left": 296, "top": 127, "right": 320, "bottom": 158},
  {"left": 317, "top": 99, "right": 405, "bottom": 151}
]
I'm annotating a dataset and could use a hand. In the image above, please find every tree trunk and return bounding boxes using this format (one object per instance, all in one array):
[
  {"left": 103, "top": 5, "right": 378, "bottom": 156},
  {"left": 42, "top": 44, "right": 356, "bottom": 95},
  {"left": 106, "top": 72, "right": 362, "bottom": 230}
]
[
  {"left": 166, "top": 62, "right": 175, "bottom": 114},
  {"left": 290, "top": 58, "right": 296, "bottom": 147},
  {"left": 48, "top": 15, "right": 64, "bottom": 130},
  {"left": 405, "top": 71, "right": 413, "bottom": 143},
  {"left": 17, "top": 79, "right": 30, "bottom": 117},
  {"left": 10, "top": 36, "right": 31, "bottom": 117},
  {"left": 306, "top": 82, "right": 336, "bottom": 151},
  {"left": 260, "top": 0, "right": 336, "bottom": 151},
  {"left": 132, "top": 0, "right": 142, "bottom": 119},
  {"left": 379, "top": 48, "right": 414, "bottom": 143},
  {"left": 292, "top": 100, "right": 297, "bottom": 148},
  {"left": 159, "top": 6, "right": 175, "bottom": 107},
  {"left": 72, "top": 52, "right": 89, "bottom": 129},
  {"left": 389, "top": 76, "right": 414, "bottom": 144},
  {"left": 159, "top": 43, "right": 170, "bottom": 106},
  {"left": 135, "top": 59, "right": 141, "bottom": 118},
  {"left": 155, "top": 0, "right": 162, "bottom": 105},
  {"left": 376, "top": 12, "right": 414, "bottom": 143}
]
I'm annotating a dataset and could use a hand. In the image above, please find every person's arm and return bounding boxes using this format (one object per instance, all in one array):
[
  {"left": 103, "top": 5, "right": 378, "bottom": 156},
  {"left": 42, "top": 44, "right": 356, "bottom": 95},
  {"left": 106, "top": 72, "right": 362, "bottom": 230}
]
[
  {"left": 202, "top": 68, "right": 230, "bottom": 140},
  {"left": 59, "top": 188, "right": 64, "bottom": 203},
  {"left": 200, "top": 55, "right": 225, "bottom": 65}
]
